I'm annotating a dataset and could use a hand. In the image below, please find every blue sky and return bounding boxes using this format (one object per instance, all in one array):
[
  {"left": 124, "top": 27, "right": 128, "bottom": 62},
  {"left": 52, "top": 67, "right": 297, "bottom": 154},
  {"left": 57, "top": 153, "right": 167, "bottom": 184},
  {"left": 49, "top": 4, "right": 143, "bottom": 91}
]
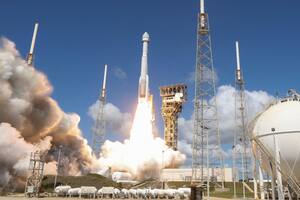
[{"left": 1, "top": 0, "right": 300, "bottom": 147}]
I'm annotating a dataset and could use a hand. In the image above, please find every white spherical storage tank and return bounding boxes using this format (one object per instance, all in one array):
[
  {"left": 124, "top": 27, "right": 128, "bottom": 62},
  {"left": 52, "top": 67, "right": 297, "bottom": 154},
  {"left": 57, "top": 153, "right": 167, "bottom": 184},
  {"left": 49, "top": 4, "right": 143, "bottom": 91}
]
[{"left": 252, "top": 95, "right": 300, "bottom": 181}]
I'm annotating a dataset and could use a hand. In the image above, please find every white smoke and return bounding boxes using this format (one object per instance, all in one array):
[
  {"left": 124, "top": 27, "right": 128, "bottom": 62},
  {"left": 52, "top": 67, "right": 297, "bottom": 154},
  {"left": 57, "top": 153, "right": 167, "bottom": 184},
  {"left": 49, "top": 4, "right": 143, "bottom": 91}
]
[
  {"left": 88, "top": 102, "right": 132, "bottom": 136},
  {"left": 89, "top": 101, "right": 185, "bottom": 180},
  {"left": 0, "top": 37, "right": 99, "bottom": 189}
]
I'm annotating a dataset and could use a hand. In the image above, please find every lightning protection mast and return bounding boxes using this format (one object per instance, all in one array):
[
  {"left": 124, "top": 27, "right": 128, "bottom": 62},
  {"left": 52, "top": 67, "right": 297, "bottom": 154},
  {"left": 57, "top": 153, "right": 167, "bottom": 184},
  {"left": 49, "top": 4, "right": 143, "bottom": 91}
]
[
  {"left": 27, "top": 22, "right": 39, "bottom": 66},
  {"left": 92, "top": 65, "right": 108, "bottom": 158},
  {"left": 233, "top": 41, "right": 253, "bottom": 199},
  {"left": 191, "top": 0, "right": 225, "bottom": 196}
]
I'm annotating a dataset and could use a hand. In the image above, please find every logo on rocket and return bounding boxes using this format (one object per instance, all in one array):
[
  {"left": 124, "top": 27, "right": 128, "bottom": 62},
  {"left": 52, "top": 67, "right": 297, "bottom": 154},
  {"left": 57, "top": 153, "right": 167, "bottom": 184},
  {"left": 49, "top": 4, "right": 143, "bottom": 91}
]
[{"left": 138, "top": 32, "right": 150, "bottom": 102}]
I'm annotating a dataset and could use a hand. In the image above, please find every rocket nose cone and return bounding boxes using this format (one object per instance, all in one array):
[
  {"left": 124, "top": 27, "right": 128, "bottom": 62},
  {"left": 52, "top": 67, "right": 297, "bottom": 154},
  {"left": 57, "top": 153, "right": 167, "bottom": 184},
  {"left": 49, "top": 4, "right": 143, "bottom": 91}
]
[{"left": 142, "top": 32, "right": 150, "bottom": 42}]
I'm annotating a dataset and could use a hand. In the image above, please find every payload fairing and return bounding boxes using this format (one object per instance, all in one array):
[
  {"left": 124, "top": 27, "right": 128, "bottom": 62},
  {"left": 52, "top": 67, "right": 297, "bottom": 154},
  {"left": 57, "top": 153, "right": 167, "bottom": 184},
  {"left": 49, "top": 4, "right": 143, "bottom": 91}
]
[{"left": 138, "top": 32, "right": 150, "bottom": 102}]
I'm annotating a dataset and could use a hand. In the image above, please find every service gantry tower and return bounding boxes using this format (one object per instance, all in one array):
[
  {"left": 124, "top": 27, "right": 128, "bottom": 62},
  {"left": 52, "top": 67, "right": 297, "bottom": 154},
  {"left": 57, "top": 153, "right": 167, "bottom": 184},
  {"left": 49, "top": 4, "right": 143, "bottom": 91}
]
[
  {"left": 160, "top": 84, "right": 187, "bottom": 150},
  {"left": 92, "top": 65, "right": 108, "bottom": 158},
  {"left": 191, "top": 0, "right": 224, "bottom": 194}
]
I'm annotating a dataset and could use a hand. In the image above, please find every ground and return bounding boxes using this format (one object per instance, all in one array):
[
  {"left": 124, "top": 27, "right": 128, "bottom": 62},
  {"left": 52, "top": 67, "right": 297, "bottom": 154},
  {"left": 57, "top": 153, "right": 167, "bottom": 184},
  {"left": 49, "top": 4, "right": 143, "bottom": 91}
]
[{"left": 0, "top": 197, "right": 237, "bottom": 200}]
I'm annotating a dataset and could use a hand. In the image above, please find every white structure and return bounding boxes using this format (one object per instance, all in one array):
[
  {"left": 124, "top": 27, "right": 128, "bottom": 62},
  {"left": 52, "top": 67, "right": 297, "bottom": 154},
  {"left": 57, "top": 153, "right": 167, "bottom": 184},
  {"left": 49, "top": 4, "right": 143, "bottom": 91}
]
[
  {"left": 138, "top": 32, "right": 150, "bottom": 102},
  {"left": 161, "top": 168, "right": 232, "bottom": 182},
  {"left": 98, "top": 187, "right": 115, "bottom": 198},
  {"left": 27, "top": 22, "right": 39, "bottom": 66},
  {"left": 68, "top": 188, "right": 81, "bottom": 197},
  {"left": 54, "top": 185, "right": 71, "bottom": 197},
  {"left": 252, "top": 90, "right": 300, "bottom": 198},
  {"left": 79, "top": 186, "right": 97, "bottom": 198},
  {"left": 111, "top": 172, "right": 132, "bottom": 182}
]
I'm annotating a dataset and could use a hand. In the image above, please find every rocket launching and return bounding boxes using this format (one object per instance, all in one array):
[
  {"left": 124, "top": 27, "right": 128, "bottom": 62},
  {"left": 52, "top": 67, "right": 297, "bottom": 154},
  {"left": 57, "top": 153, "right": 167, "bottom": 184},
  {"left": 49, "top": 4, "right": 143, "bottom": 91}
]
[{"left": 138, "top": 32, "right": 150, "bottom": 102}]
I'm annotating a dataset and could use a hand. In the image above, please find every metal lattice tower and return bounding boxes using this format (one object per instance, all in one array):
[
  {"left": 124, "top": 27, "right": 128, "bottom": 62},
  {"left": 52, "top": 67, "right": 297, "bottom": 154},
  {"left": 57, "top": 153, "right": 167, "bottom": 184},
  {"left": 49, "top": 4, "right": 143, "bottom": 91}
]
[
  {"left": 53, "top": 145, "right": 63, "bottom": 190},
  {"left": 160, "top": 84, "right": 187, "bottom": 150},
  {"left": 232, "top": 41, "right": 252, "bottom": 198},
  {"left": 25, "top": 22, "right": 45, "bottom": 197},
  {"left": 191, "top": 0, "right": 224, "bottom": 193},
  {"left": 92, "top": 65, "right": 108, "bottom": 158},
  {"left": 25, "top": 151, "right": 45, "bottom": 197}
]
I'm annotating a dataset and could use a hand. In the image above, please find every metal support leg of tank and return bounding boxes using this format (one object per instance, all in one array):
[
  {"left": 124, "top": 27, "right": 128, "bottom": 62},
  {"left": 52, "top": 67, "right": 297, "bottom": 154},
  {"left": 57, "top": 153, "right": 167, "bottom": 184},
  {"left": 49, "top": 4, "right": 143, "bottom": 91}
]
[
  {"left": 253, "top": 157, "right": 258, "bottom": 199},
  {"left": 258, "top": 165, "right": 265, "bottom": 200},
  {"left": 273, "top": 134, "right": 284, "bottom": 200},
  {"left": 269, "top": 162, "right": 275, "bottom": 200}
]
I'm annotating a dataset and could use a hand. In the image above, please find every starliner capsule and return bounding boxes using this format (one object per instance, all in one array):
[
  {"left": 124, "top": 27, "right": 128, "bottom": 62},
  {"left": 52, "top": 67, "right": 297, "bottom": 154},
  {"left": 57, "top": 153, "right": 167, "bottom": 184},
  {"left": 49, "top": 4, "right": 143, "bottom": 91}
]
[{"left": 138, "top": 32, "right": 150, "bottom": 102}]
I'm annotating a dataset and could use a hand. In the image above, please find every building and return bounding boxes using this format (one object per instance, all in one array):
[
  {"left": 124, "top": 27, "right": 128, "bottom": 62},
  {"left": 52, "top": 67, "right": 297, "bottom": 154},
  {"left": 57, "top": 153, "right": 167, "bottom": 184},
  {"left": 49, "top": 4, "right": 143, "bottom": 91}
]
[{"left": 161, "top": 168, "right": 232, "bottom": 182}]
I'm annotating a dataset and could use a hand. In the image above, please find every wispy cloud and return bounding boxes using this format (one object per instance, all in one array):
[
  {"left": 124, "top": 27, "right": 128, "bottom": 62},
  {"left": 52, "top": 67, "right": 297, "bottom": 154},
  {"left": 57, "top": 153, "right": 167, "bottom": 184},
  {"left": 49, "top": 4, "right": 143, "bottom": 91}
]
[{"left": 113, "top": 67, "right": 127, "bottom": 80}]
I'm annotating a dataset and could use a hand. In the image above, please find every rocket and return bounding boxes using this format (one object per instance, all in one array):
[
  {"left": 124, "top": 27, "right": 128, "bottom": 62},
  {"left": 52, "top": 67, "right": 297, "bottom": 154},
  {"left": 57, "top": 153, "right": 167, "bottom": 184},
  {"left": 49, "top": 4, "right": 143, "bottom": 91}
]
[
  {"left": 138, "top": 32, "right": 150, "bottom": 102},
  {"left": 27, "top": 22, "right": 39, "bottom": 66}
]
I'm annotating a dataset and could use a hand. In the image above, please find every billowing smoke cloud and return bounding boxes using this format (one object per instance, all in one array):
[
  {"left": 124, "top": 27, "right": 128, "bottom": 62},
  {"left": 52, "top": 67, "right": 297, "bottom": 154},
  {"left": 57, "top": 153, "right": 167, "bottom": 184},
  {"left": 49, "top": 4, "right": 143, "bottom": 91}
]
[
  {"left": 89, "top": 100, "right": 185, "bottom": 180},
  {"left": 0, "top": 38, "right": 98, "bottom": 189},
  {"left": 89, "top": 102, "right": 132, "bottom": 137},
  {"left": 98, "top": 138, "right": 185, "bottom": 180},
  {"left": 177, "top": 85, "right": 274, "bottom": 163}
]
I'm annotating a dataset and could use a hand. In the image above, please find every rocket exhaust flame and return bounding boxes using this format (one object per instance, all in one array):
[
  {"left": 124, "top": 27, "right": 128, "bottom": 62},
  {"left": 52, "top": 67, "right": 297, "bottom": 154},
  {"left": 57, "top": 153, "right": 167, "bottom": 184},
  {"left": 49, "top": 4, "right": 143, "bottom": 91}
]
[
  {"left": 97, "top": 32, "right": 185, "bottom": 180},
  {"left": 98, "top": 99, "right": 185, "bottom": 180}
]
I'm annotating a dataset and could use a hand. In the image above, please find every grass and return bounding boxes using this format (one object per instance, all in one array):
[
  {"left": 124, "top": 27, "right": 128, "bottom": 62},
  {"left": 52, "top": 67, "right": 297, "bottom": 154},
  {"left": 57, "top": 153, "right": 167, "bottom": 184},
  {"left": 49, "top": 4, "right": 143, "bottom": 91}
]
[{"left": 41, "top": 173, "right": 120, "bottom": 192}]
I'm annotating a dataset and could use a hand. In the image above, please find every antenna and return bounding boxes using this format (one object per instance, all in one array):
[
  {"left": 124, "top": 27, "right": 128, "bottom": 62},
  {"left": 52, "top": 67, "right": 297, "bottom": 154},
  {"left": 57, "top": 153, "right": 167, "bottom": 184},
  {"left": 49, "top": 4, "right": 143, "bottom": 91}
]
[{"left": 27, "top": 22, "right": 39, "bottom": 66}]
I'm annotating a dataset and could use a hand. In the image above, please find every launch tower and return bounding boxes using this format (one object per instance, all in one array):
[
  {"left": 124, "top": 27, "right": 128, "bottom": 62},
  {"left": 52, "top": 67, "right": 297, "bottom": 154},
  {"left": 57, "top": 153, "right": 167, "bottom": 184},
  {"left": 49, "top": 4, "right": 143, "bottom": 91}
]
[
  {"left": 92, "top": 65, "right": 108, "bottom": 158},
  {"left": 191, "top": 0, "right": 224, "bottom": 194},
  {"left": 160, "top": 84, "right": 187, "bottom": 150}
]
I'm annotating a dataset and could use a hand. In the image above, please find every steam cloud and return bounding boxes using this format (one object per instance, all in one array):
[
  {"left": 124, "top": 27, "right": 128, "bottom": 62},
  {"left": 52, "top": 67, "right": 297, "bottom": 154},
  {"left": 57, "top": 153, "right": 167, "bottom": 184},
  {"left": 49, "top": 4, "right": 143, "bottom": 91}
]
[
  {"left": 89, "top": 101, "right": 186, "bottom": 181},
  {"left": 0, "top": 38, "right": 98, "bottom": 190},
  {"left": 0, "top": 37, "right": 184, "bottom": 189}
]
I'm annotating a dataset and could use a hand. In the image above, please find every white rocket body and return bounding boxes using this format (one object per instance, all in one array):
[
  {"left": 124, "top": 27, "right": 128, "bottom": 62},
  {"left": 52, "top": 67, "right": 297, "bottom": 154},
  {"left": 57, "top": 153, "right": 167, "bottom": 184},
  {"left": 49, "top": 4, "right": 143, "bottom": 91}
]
[{"left": 138, "top": 32, "right": 150, "bottom": 102}]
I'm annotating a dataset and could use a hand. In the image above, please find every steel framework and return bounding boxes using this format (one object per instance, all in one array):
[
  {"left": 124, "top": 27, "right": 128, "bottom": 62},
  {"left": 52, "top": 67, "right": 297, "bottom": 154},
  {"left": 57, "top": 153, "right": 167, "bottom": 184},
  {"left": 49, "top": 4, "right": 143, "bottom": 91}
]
[
  {"left": 160, "top": 84, "right": 187, "bottom": 150},
  {"left": 92, "top": 65, "right": 108, "bottom": 158},
  {"left": 191, "top": 0, "right": 224, "bottom": 194},
  {"left": 25, "top": 151, "right": 45, "bottom": 197},
  {"left": 232, "top": 41, "right": 253, "bottom": 198}
]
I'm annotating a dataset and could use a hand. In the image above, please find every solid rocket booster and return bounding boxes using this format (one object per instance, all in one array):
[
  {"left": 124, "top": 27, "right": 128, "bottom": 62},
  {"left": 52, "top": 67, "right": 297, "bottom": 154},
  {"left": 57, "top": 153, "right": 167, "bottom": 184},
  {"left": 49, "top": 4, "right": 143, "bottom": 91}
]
[
  {"left": 138, "top": 32, "right": 150, "bottom": 102},
  {"left": 27, "top": 22, "right": 39, "bottom": 66}
]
